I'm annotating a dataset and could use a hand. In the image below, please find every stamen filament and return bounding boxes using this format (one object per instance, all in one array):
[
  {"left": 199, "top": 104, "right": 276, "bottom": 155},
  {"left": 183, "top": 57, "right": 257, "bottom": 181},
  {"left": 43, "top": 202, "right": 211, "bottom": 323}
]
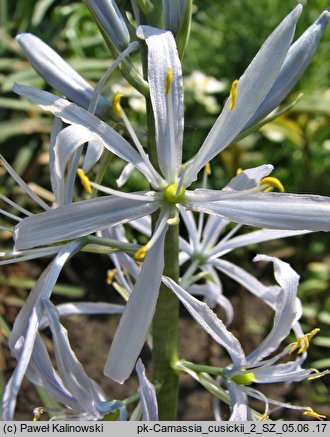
[
  {"left": 114, "top": 101, "right": 165, "bottom": 188},
  {"left": 134, "top": 209, "right": 170, "bottom": 260},
  {"left": 89, "top": 181, "right": 158, "bottom": 202},
  {"left": 0, "top": 194, "right": 33, "bottom": 216},
  {"left": 0, "top": 154, "right": 50, "bottom": 210},
  {"left": 89, "top": 42, "right": 139, "bottom": 115},
  {"left": 0, "top": 208, "right": 22, "bottom": 222}
]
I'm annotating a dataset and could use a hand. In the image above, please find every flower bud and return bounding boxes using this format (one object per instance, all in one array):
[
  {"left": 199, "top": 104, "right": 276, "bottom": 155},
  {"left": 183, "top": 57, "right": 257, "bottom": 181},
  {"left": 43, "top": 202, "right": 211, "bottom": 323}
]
[{"left": 83, "top": 0, "right": 130, "bottom": 51}]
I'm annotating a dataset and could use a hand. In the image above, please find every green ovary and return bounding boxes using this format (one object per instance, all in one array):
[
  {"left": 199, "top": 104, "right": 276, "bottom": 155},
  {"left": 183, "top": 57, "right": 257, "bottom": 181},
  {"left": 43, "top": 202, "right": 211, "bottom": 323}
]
[
  {"left": 163, "top": 183, "right": 185, "bottom": 204},
  {"left": 231, "top": 372, "right": 256, "bottom": 386}
]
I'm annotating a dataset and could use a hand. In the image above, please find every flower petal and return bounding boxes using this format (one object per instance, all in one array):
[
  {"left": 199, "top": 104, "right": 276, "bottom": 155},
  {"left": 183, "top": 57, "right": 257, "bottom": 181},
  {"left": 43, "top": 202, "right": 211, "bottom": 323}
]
[
  {"left": 209, "top": 228, "right": 311, "bottom": 258},
  {"left": 185, "top": 191, "right": 330, "bottom": 231},
  {"left": 246, "top": 255, "right": 301, "bottom": 364},
  {"left": 136, "top": 359, "right": 158, "bottom": 421},
  {"left": 14, "top": 195, "right": 160, "bottom": 250},
  {"left": 227, "top": 381, "right": 249, "bottom": 421},
  {"left": 211, "top": 258, "right": 281, "bottom": 311},
  {"left": 15, "top": 33, "right": 110, "bottom": 117},
  {"left": 44, "top": 301, "right": 101, "bottom": 417},
  {"left": 39, "top": 302, "right": 124, "bottom": 330},
  {"left": 3, "top": 242, "right": 81, "bottom": 419},
  {"left": 137, "top": 26, "right": 183, "bottom": 182},
  {"left": 243, "top": 11, "right": 330, "bottom": 130},
  {"left": 183, "top": 5, "right": 302, "bottom": 185},
  {"left": 163, "top": 276, "right": 245, "bottom": 367},
  {"left": 12, "top": 84, "right": 159, "bottom": 186},
  {"left": 104, "top": 214, "right": 168, "bottom": 383},
  {"left": 253, "top": 361, "right": 313, "bottom": 384}
]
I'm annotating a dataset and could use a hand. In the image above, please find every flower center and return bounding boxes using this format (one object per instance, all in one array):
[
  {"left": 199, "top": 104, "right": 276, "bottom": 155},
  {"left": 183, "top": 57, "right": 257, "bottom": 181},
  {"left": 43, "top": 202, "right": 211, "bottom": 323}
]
[
  {"left": 163, "top": 183, "right": 185, "bottom": 204},
  {"left": 231, "top": 372, "right": 256, "bottom": 386}
]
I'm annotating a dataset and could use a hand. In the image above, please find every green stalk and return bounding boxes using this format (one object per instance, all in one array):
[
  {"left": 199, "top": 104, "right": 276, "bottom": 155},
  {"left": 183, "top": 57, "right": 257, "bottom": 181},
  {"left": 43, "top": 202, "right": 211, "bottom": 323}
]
[{"left": 152, "top": 223, "right": 180, "bottom": 419}]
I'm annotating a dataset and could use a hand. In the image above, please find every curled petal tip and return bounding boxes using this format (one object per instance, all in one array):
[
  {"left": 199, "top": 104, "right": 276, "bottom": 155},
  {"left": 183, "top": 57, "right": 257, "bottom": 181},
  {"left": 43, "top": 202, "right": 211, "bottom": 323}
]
[{"left": 317, "top": 10, "right": 330, "bottom": 26}]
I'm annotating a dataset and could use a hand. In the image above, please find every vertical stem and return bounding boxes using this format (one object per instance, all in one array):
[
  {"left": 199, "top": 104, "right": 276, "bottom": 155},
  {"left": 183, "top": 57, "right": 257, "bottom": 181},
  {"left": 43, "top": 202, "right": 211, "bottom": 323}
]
[{"left": 152, "top": 223, "right": 180, "bottom": 419}]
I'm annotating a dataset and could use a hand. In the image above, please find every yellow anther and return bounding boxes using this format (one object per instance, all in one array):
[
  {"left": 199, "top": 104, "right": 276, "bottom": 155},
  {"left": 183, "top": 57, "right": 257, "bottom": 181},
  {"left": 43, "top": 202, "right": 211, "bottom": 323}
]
[
  {"left": 259, "top": 414, "right": 270, "bottom": 421},
  {"left": 107, "top": 269, "right": 117, "bottom": 285},
  {"left": 307, "top": 368, "right": 330, "bottom": 381},
  {"left": 289, "top": 336, "right": 303, "bottom": 355},
  {"left": 134, "top": 245, "right": 148, "bottom": 261},
  {"left": 229, "top": 79, "right": 239, "bottom": 111},
  {"left": 306, "top": 328, "right": 320, "bottom": 342},
  {"left": 231, "top": 372, "right": 256, "bottom": 386},
  {"left": 236, "top": 168, "right": 243, "bottom": 175},
  {"left": 290, "top": 328, "right": 320, "bottom": 355},
  {"left": 303, "top": 409, "right": 326, "bottom": 421},
  {"left": 205, "top": 162, "right": 211, "bottom": 175},
  {"left": 113, "top": 93, "right": 123, "bottom": 118},
  {"left": 260, "top": 176, "right": 284, "bottom": 192},
  {"left": 165, "top": 68, "right": 173, "bottom": 95},
  {"left": 77, "top": 168, "right": 92, "bottom": 194},
  {"left": 33, "top": 407, "right": 45, "bottom": 421}
]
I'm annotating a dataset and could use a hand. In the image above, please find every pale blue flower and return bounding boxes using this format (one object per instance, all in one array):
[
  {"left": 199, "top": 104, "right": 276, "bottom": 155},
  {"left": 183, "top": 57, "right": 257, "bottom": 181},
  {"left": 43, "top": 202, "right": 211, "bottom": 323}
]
[
  {"left": 15, "top": 33, "right": 111, "bottom": 117},
  {"left": 165, "top": 256, "right": 328, "bottom": 420},
  {"left": 178, "top": 165, "right": 311, "bottom": 322},
  {"left": 2, "top": 242, "right": 83, "bottom": 420},
  {"left": 136, "top": 359, "right": 159, "bottom": 421},
  {"left": 83, "top": 0, "right": 130, "bottom": 51},
  {"left": 10, "top": 6, "right": 330, "bottom": 384}
]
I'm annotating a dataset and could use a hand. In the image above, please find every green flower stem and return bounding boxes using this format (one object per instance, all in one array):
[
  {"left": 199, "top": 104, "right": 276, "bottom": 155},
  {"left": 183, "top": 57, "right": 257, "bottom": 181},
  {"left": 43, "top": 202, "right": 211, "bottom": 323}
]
[
  {"left": 152, "top": 222, "right": 180, "bottom": 420},
  {"left": 175, "top": 362, "right": 263, "bottom": 420},
  {"left": 176, "top": 360, "right": 225, "bottom": 377},
  {"left": 83, "top": 235, "right": 140, "bottom": 254}
]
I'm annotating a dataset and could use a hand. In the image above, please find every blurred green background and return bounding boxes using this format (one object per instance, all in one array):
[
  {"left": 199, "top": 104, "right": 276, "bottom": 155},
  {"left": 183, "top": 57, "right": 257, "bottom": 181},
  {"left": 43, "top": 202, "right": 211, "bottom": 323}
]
[{"left": 0, "top": 0, "right": 329, "bottom": 418}]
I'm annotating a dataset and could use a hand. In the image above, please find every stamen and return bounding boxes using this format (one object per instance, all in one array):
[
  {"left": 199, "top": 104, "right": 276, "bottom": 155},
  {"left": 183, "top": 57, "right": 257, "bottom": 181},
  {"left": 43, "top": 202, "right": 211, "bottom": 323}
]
[
  {"left": 260, "top": 176, "right": 284, "bottom": 192},
  {"left": 107, "top": 268, "right": 117, "bottom": 285},
  {"left": 165, "top": 68, "right": 173, "bottom": 95},
  {"left": 111, "top": 98, "right": 165, "bottom": 189},
  {"left": 134, "top": 244, "right": 148, "bottom": 261},
  {"left": 90, "top": 181, "right": 158, "bottom": 201},
  {"left": 0, "top": 154, "right": 50, "bottom": 210},
  {"left": 33, "top": 407, "right": 45, "bottom": 421},
  {"left": 0, "top": 208, "right": 22, "bottom": 222},
  {"left": 307, "top": 368, "right": 330, "bottom": 381},
  {"left": 303, "top": 409, "right": 326, "bottom": 421},
  {"left": 290, "top": 328, "right": 320, "bottom": 355},
  {"left": 0, "top": 194, "right": 32, "bottom": 216},
  {"left": 88, "top": 41, "right": 139, "bottom": 115},
  {"left": 134, "top": 209, "right": 170, "bottom": 260},
  {"left": 306, "top": 328, "right": 320, "bottom": 343},
  {"left": 236, "top": 167, "right": 243, "bottom": 175},
  {"left": 77, "top": 168, "right": 92, "bottom": 194},
  {"left": 205, "top": 162, "right": 211, "bottom": 175},
  {"left": 113, "top": 93, "right": 123, "bottom": 118},
  {"left": 229, "top": 79, "right": 239, "bottom": 111}
]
